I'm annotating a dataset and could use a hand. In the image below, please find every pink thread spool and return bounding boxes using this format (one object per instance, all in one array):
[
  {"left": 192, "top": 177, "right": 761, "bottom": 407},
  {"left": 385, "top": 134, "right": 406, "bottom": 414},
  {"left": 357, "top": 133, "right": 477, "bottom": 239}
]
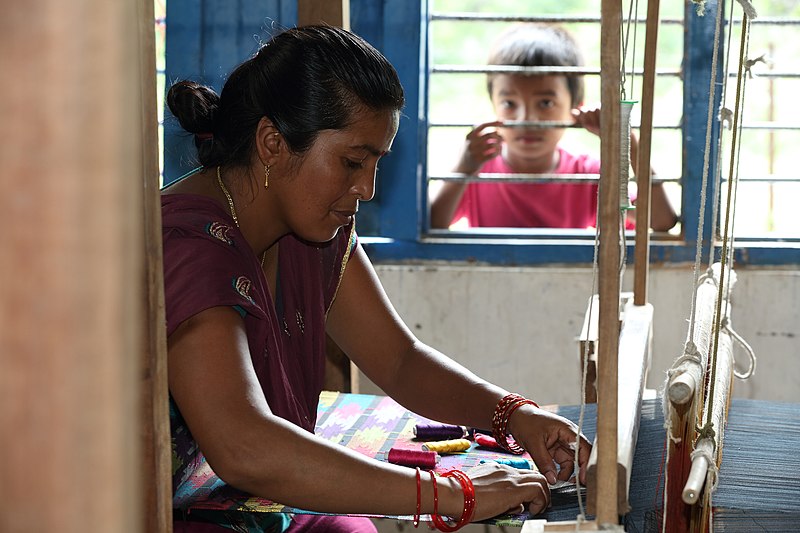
[{"left": 387, "top": 447, "right": 439, "bottom": 469}]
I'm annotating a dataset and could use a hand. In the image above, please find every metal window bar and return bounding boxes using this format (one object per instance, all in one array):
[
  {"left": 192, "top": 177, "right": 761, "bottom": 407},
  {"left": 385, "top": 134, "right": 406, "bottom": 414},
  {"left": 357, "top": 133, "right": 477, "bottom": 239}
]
[{"left": 428, "top": 10, "right": 800, "bottom": 236}]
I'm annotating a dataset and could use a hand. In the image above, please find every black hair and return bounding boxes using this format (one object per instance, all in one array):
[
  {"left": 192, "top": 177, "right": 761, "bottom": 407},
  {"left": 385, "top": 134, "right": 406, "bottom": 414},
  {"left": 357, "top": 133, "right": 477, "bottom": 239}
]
[
  {"left": 166, "top": 25, "right": 405, "bottom": 169},
  {"left": 487, "top": 23, "right": 585, "bottom": 107}
]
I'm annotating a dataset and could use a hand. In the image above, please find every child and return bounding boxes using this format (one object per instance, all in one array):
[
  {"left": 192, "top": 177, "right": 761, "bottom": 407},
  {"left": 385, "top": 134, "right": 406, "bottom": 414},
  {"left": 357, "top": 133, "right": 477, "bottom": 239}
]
[{"left": 429, "top": 23, "right": 677, "bottom": 231}]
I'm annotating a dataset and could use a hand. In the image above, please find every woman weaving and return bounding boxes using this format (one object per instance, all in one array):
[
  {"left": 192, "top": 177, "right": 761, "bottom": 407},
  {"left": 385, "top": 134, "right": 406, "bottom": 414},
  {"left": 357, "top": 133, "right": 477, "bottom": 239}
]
[{"left": 163, "top": 25, "right": 591, "bottom": 532}]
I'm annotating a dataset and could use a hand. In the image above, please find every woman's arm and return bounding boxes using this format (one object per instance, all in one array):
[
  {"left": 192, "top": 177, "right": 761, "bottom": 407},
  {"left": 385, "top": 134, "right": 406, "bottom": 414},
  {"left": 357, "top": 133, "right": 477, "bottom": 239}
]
[
  {"left": 169, "top": 305, "right": 550, "bottom": 519},
  {"left": 326, "top": 245, "right": 591, "bottom": 484}
]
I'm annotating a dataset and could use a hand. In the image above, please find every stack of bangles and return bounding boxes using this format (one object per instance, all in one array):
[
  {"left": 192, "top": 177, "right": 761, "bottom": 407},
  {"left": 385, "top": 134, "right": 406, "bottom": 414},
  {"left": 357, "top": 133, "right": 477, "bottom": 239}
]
[
  {"left": 491, "top": 393, "right": 539, "bottom": 454},
  {"left": 414, "top": 468, "right": 475, "bottom": 531}
]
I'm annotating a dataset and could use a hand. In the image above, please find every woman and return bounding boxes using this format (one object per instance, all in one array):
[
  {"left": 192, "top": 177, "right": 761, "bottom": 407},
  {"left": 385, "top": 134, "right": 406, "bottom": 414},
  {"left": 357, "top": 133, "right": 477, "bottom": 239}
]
[{"left": 163, "top": 25, "right": 591, "bottom": 532}]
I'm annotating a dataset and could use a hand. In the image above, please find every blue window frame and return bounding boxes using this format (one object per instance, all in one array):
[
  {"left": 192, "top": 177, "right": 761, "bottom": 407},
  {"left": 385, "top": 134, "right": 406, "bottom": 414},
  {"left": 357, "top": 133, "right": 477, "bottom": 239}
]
[{"left": 163, "top": 1, "right": 800, "bottom": 266}]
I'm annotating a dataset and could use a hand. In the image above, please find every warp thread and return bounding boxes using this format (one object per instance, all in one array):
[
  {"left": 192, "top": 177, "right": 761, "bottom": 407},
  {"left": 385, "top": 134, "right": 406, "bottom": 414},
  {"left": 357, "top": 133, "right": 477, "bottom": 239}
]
[
  {"left": 387, "top": 448, "right": 438, "bottom": 469},
  {"left": 413, "top": 423, "right": 467, "bottom": 441},
  {"left": 422, "top": 439, "right": 471, "bottom": 453}
]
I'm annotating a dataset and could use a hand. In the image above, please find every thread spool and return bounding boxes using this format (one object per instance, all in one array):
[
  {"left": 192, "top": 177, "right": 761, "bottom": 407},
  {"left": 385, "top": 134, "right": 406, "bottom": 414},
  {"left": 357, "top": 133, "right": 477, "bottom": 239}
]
[
  {"left": 413, "top": 423, "right": 467, "bottom": 441},
  {"left": 473, "top": 433, "right": 503, "bottom": 450},
  {"left": 421, "top": 439, "right": 471, "bottom": 453},
  {"left": 387, "top": 448, "right": 439, "bottom": 469},
  {"left": 480, "top": 457, "right": 531, "bottom": 470},
  {"left": 620, "top": 100, "right": 637, "bottom": 210}
]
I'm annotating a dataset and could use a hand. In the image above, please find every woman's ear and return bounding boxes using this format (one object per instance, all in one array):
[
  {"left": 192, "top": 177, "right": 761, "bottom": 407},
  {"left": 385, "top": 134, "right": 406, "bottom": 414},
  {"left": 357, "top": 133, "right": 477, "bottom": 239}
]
[{"left": 255, "top": 116, "right": 282, "bottom": 166}]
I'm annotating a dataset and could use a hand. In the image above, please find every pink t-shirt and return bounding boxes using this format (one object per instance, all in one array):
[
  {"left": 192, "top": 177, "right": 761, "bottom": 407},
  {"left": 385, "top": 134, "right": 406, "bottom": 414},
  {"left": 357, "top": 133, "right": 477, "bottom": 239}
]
[{"left": 451, "top": 147, "right": 601, "bottom": 229}]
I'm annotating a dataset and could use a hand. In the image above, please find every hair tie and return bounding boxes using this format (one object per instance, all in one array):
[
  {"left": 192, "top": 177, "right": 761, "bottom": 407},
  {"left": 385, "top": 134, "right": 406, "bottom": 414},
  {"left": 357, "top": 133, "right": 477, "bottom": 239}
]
[{"left": 196, "top": 132, "right": 213, "bottom": 141}]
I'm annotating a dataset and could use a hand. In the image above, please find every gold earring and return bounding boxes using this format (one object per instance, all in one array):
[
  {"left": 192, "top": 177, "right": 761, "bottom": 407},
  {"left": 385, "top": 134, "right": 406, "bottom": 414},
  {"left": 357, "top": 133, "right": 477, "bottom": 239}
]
[{"left": 264, "top": 164, "right": 270, "bottom": 189}]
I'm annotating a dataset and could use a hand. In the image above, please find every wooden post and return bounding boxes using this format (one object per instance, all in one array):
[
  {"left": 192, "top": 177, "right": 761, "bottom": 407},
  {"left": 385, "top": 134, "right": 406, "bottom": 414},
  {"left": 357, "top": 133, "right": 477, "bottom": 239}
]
[
  {"left": 594, "top": 0, "right": 622, "bottom": 526},
  {"left": 137, "top": 0, "right": 173, "bottom": 530},
  {"left": 298, "top": 0, "right": 358, "bottom": 393},
  {"left": 0, "top": 1, "right": 144, "bottom": 531},
  {"left": 298, "top": 0, "right": 351, "bottom": 29},
  {"left": 633, "top": 0, "right": 661, "bottom": 306}
]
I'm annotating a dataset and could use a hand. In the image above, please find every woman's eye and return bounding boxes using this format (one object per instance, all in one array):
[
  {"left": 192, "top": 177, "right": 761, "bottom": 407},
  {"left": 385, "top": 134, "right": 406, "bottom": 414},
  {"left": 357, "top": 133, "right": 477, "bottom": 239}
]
[{"left": 345, "top": 159, "right": 364, "bottom": 170}]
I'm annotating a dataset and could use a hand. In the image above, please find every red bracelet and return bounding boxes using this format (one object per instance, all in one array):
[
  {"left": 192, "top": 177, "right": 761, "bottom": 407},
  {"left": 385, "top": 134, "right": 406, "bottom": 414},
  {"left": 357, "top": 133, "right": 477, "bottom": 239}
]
[
  {"left": 429, "top": 470, "right": 439, "bottom": 521},
  {"left": 431, "top": 470, "right": 476, "bottom": 532},
  {"left": 413, "top": 467, "right": 421, "bottom": 528},
  {"left": 492, "top": 393, "right": 539, "bottom": 455}
]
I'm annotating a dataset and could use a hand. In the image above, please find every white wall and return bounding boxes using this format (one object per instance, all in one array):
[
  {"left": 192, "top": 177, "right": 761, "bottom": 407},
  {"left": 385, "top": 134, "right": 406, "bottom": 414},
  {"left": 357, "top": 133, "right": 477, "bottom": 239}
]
[{"left": 360, "top": 264, "right": 800, "bottom": 405}]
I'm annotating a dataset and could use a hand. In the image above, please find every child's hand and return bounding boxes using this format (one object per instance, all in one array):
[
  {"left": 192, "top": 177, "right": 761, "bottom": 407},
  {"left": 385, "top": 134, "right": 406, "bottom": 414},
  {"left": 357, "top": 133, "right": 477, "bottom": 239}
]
[
  {"left": 572, "top": 106, "right": 601, "bottom": 137},
  {"left": 456, "top": 120, "right": 504, "bottom": 175}
]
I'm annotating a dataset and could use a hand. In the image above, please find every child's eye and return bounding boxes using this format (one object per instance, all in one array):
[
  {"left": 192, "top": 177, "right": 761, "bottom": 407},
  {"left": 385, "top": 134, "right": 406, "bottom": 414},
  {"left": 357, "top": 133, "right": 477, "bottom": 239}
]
[{"left": 540, "top": 99, "right": 555, "bottom": 109}]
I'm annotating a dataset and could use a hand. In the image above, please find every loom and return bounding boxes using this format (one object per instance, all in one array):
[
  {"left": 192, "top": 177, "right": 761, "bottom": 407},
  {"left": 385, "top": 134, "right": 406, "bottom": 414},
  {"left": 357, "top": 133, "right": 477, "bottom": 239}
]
[
  {"left": 161, "top": 1, "right": 788, "bottom": 530},
  {"left": 173, "top": 0, "right": 762, "bottom": 530}
]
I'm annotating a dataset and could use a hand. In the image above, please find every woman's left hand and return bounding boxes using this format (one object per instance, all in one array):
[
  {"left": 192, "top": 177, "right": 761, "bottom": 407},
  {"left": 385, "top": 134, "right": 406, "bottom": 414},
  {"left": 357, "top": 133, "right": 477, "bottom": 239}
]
[{"left": 507, "top": 404, "right": 592, "bottom": 486}]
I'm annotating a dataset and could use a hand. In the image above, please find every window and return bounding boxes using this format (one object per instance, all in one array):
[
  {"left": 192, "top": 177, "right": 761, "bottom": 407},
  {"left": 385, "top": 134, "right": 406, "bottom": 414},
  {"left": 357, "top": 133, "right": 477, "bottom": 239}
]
[{"left": 361, "top": 1, "right": 800, "bottom": 265}]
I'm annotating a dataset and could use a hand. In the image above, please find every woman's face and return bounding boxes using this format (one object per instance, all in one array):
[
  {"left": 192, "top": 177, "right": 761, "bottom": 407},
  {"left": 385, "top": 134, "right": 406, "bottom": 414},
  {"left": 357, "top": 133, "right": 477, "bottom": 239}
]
[{"left": 276, "top": 107, "right": 399, "bottom": 243}]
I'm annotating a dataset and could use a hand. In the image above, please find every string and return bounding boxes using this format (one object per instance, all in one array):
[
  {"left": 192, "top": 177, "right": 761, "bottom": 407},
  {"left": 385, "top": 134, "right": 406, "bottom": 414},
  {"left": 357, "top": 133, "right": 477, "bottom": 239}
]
[
  {"left": 706, "top": 10, "right": 751, "bottom": 433},
  {"left": 574, "top": 185, "right": 601, "bottom": 520}
]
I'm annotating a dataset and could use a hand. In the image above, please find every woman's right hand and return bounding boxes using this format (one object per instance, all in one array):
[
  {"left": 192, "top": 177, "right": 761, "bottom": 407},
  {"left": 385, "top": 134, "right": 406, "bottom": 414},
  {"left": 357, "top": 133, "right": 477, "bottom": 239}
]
[{"left": 455, "top": 120, "right": 504, "bottom": 175}]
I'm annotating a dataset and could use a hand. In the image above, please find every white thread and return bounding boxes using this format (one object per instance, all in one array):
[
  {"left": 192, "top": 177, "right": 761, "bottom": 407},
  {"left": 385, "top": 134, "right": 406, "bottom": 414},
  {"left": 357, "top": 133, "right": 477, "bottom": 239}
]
[
  {"left": 735, "top": 0, "right": 758, "bottom": 19},
  {"left": 720, "top": 317, "right": 757, "bottom": 379},
  {"left": 619, "top": 101, "right": 635, "bottom": 209},
  {"left": 719, "top": 107, "right": 734, "bottom": 130}
]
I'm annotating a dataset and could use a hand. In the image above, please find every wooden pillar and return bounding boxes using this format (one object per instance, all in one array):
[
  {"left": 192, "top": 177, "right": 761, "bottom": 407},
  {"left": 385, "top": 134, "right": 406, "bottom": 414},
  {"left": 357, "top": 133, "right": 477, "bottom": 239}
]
[
  {"left": 594, "top": 0, "right": 622, "bottom": 526},
  {"left": 298, "top": 0, "right": 357, "bottom": 393},
  {"left": 0, "top": 1, "right": 145, "bottom": 531},
  {"left": 633, "top": 0, "right": 661, "bottom": 306},
  {"left": 138, "top": 0, "right": 173, "bottom": 530}
]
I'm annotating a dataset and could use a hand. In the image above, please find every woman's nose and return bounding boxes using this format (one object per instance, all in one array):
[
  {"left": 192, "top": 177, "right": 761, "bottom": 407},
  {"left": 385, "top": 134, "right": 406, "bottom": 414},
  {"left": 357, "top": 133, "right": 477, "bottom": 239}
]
[{"left": 352, "top": 167, "right": 376, "bottom": 202}]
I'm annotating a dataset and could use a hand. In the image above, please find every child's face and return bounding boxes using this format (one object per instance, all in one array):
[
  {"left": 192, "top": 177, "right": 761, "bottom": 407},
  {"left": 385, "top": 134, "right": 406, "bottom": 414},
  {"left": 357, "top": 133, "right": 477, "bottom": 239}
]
[{"left": 490, "top": 74, "right": 574, "bottom": 165}]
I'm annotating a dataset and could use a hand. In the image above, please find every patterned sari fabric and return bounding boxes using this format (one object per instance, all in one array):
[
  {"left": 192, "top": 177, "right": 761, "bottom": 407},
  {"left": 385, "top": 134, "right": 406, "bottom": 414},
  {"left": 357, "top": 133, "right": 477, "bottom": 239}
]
[{"left": 162, "top": 194, "right": 359, "bottom": 532}]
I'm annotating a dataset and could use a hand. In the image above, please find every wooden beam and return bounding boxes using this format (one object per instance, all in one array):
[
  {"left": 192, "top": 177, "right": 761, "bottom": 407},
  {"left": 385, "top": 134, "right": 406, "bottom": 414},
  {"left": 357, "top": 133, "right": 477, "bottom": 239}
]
[
  {"left": 298, "top": 0, "right": 350, "bottom": 29},
  {"left": 137, "top": 0, "right": 172, "bottom": 530},
  {"left": 633, "top": 0, "right": 661, "bottom": 306},
  {"left": 594, "top": 0, "right": 623, "bottom": 525},
  {"left": 587, "top": 300, "right": 652, "bottom": 515},
  {"left": 0, "top": 1, "right": 143, "bottom": 530}
]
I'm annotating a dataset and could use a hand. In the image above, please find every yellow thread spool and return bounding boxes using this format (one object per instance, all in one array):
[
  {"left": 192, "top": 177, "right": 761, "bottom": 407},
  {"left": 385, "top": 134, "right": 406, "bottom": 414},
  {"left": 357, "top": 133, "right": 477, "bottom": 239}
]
[{"left": 421, "top": 438, "right": 471, "bottom": 453}]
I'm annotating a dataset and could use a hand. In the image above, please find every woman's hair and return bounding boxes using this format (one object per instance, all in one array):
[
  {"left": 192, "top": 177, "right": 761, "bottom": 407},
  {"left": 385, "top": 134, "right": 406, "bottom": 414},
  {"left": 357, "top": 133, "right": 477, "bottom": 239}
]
[
  {"left": 167, "top": 25, "right": 405, "bottom": 168},
  {"left": 487, "top": 23, "right": 585, "bottom": 107}
]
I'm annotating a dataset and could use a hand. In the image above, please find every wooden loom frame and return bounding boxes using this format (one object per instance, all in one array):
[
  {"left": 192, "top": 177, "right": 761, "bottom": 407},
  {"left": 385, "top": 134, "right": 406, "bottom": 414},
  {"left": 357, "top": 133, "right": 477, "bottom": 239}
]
[{"left": 523, "top": 0, "right": 663, "bottom": 529}]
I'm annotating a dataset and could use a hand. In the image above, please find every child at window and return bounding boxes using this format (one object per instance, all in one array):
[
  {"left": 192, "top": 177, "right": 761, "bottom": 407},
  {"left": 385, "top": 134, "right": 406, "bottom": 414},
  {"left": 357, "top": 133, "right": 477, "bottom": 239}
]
[{"left": 429, "top": 22, "right": 678, "bottom": 231}]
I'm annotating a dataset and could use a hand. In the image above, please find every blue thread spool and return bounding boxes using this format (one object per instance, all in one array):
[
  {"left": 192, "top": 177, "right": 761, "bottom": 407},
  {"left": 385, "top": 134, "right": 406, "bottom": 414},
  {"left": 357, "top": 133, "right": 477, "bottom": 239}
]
[{"left": 480, "top": 457, "right": 531, "bottom": 470}]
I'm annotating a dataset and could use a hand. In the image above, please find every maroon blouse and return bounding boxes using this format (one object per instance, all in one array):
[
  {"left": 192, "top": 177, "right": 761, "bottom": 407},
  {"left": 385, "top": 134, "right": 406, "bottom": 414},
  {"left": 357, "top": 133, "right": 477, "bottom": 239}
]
[{"left": 162, "top": 193, "right": 356, "bottom": 491}]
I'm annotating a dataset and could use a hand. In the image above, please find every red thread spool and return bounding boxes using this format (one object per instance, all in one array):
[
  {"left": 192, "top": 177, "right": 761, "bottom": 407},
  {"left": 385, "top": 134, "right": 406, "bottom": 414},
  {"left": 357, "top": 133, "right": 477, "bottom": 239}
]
[
  {"left": 474, "top": 433, "right": 503, "bottom": 450},
  {"left": 387, "top": 448, "right": 439, "bottom": 469}
]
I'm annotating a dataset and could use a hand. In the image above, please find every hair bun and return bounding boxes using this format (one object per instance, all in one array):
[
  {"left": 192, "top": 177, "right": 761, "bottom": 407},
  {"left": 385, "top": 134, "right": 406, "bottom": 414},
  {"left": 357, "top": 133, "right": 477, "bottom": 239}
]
[{"left": 166, "top": 80, "right": 221, "bottom": 135}]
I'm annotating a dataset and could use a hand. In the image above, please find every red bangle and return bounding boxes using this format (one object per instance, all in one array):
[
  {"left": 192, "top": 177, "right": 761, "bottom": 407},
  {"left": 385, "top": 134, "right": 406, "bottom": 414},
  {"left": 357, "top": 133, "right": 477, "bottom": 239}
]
[
  {"left": 413, "top": 467, "right": 421, "bottom": 528},
  {"left": 492, "top": 393, "right": 539, "bottom": 455},
  {"left": 429, "top": 470, "right": 439, "bottom": 520},
  {"left": 431, "top": 470, "right": 476, "bottom": 532}
]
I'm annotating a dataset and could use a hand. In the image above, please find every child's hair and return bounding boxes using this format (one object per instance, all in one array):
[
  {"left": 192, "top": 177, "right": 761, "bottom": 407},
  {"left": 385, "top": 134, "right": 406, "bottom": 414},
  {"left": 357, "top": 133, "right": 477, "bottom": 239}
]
[{"left": 487, "top": 23, "right": 585, "bottom": 107}]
